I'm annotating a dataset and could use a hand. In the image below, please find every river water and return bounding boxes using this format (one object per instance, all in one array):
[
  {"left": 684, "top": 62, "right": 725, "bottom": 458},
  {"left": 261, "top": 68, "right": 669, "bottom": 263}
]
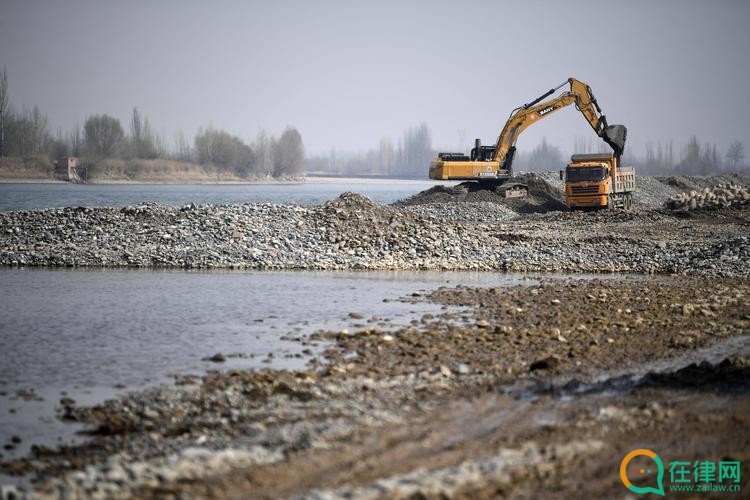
[
  {"left": 0, "top": 180, "right": 444, "bottom": 211},
  {"left": 0, "top": 268, "right": 533, "bottom": 462}
]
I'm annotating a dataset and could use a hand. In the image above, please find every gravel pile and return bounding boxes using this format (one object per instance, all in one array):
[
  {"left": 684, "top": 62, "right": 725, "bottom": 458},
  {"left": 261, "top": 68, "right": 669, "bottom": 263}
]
[
  {"left": 632, "top": 175, "right": 681, "bottom": 208},
  {"left": 402, "top": 201, "right": 517, "bottom": 224},
  {"left": 659, "top": 173, "right": 750, "bottom": 193},
  {"left": 396, "top": 171, "right": 689, "bottom": 213},
  {"left": 396, "top": 174, "right": 567, "bottom": 214},
  {"left": 30, "top": 369, "right": 447, "bottom": 499},
  {"left": 1, "top": 191, "right": 749, "bottom": 276},
  {"left": 666, "top": 183, "right": 750, "bottom": 211},
  {"left": 35, "top": 446, "right": 281, "bottom": 500},
  {"left": 529, "top": 170, "right": 565, "bottom": 192}
]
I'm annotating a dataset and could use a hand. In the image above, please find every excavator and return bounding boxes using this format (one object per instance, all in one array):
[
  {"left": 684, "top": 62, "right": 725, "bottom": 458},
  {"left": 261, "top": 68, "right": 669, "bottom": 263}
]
[{"left": 429, "top": 77, "right": 629, "bottom": 204}]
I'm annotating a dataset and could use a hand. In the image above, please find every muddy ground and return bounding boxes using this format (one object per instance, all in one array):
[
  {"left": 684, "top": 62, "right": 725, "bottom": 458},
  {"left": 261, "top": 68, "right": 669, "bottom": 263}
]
[{"left": 4, "top": 276, "right": 748, "bottom": 499}]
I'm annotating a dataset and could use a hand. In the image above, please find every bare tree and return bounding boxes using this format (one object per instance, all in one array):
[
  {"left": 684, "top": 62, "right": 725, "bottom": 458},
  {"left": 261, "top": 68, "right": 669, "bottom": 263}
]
[
  {"left": 129, "top": 107, "right": 158, "bottom": 158},
  {"left": 68, "top": 122, "right": 82, "bottom": 157},
  {"left": 701, "top": 141, "right": 720, "bottom": 173},
  {"left": 726, "top": 141, "right": 744, "bottom": 170},
  {"left": 173, "top": 130, "right": 191, "bottom": 162},
  {"left": 329, "top": 148, "right": 337, "bottom": 174},
  {"left": 645, "top": 141, "right": 655, "bottom": 167},
  {"left": 194, "top": 127, "right": 255, "bottom": 176},
  {"left": 253, "top": 129, "right": 273, "bottom": 176},
  {"left": 272, "top": 127, "right": 305, "bottom": 177},
  {"left": 679, "top": 135, "right": 702, "bottom": 174},
  {"left": 50, "top": 128, "right": 69, "bottom": 159},
  {"left": 528, "top": 137, "right": 563, "bottom": 171},
  {"left": 397, "top": 123, "right": 432, "bottom": 177},
  {"left": 378, "top": 137, "right": 394, "bottom": 175},
  {"left": 84, "top": 114, "right": 124, "bottom": 158},
  {"left": 456, "top": 128, "right": 466, "bottom": 152},
  {"left": 0, "top": 67, "right": 7, "bottom": 157},
  {"left": 29, "top": 106, "right": 49, "bottom": 154}
]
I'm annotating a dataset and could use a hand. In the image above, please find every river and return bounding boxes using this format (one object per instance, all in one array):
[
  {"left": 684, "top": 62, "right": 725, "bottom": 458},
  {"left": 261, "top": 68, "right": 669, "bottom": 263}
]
[{"left": 0, "top": 180, "right": 445, "bottom": 211}]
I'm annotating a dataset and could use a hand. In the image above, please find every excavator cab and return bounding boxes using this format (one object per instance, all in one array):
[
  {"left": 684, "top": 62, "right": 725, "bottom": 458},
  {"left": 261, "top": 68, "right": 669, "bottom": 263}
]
[{"left": 469, "top": 139, "right": 497, "bottom": 162}]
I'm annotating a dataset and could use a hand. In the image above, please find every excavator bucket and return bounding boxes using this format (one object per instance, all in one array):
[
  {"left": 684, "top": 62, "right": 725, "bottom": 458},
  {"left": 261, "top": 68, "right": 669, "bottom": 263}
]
[{"left": 603, "top": 124, "right": 627, "bottom": 156}]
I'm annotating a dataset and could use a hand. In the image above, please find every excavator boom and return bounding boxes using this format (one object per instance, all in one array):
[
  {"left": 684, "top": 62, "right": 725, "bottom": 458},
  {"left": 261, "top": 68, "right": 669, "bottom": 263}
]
[{"left": 492, "top": 78, "right": 626, "bottom": 170}]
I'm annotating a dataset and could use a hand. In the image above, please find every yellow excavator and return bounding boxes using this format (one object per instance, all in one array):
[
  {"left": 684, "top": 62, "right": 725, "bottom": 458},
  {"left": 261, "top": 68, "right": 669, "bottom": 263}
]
[{"left": 429, "top": 77, "right": 628, "bottom": 199}]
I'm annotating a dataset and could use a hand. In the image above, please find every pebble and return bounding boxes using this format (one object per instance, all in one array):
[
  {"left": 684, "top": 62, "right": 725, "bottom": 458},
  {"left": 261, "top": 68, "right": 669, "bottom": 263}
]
[{"left": 453, "top": 363, "right": 471, "bottom": 375}]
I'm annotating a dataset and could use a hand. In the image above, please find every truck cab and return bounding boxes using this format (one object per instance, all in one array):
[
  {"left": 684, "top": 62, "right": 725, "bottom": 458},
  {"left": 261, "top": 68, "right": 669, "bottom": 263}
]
[{"left": 562, "top": 153, "right": 635, "bottom": 210}]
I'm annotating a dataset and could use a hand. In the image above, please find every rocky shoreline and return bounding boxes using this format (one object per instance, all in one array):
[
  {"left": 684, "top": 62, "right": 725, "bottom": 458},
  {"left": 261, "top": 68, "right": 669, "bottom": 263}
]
[{"left": 2, "top": 276, "right": 748, "bottom": 498}]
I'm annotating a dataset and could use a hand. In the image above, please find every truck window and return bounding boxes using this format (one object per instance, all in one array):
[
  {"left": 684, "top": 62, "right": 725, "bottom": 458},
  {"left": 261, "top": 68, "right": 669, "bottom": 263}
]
[{"left": 566, "top": 167, "right": 607, "bottom": 182}]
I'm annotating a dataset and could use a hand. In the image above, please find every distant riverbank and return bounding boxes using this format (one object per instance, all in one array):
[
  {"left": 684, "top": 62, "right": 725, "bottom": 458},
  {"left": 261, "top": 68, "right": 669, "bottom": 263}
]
[
  {"left": 0, "top": 180, "right": 443, "bottom": 211},
  {"left": 0, "top": 156, "right": 306, "bottom": 184},
  {"left": 0, "top": 157, "right": 430, "bottom": 185},
  {"left": 0, "top": 177, "right": 430, "bottom": 186}
]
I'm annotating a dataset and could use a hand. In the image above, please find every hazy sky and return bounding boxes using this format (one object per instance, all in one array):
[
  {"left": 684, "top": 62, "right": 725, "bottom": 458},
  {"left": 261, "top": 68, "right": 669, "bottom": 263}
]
[{"left": 1, "top": 0, "right": 749, "bottom": 158}]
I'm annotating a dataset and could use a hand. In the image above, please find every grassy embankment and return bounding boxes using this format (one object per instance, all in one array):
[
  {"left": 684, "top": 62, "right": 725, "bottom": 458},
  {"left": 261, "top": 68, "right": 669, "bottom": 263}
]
[{"left": 0, "top": 156, "right": 292, "bottom": 184}]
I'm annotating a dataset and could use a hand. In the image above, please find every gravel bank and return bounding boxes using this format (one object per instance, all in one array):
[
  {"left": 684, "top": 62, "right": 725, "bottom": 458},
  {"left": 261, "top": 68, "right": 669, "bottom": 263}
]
[{"left": 2, "top": 176, "right": 749, "bottom": 276}]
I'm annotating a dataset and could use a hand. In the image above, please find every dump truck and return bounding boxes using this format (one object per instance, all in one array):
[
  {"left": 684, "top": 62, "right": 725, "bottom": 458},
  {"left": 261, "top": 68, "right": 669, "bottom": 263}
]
[
  {"left": 429, "top": 77, "right": 628, "bottom": 201},
  {"left": 562, "top": 153, "right": 635, "bottom": 209}
]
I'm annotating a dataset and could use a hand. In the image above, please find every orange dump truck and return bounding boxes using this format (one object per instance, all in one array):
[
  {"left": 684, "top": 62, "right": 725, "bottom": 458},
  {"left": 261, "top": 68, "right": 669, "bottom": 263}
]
[{"left": 562, "top": 153, "right": 636, "bottom": 209}]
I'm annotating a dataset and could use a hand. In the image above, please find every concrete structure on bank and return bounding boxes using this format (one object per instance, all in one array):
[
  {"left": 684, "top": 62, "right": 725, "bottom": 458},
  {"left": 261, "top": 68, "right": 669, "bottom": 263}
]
[{"left": 54, "top": 157, "right": 82, "bottom": 183}]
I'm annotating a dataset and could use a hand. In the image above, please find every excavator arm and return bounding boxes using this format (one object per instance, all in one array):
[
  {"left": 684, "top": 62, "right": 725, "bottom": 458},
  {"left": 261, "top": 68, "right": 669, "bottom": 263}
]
[{"left": 491, "top": 78, "right": 627, "bottom": 170}]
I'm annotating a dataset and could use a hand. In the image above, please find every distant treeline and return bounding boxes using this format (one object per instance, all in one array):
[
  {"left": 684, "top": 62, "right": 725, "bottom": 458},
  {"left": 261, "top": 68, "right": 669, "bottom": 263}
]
[
  {"left": 0, "top": 68, "right": 304, "bottom": 178},
  {"left": 568, "top": 135, "right": 746, "bottom": 175},
  {"left": 306, "top": 123, "right": 433, "bottom": 178},
  {"left": 309, "top": 125, "right": 747, "bottom": 178}
]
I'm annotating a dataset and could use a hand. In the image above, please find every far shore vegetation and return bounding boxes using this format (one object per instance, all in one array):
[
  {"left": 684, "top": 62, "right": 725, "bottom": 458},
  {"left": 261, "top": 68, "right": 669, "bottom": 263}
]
[
  {"left": 0, "top": 66, "right": 746, "bottom": 183},
  {"left": 0, "top": 68, "right": 304, "bottom": 183}
]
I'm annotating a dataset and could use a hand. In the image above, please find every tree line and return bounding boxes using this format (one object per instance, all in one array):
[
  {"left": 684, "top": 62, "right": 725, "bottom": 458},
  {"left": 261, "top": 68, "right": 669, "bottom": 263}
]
[
  {"left": 306, "top": 123, "right": 433, "bottom": 178},
  {"left": 307, "top": 122, "right": 746, "bottom": 178},
  {"left": 620, "top": 136, "right": 745, "bottom": 175},
  {"left": 510, "top": 135, "right": 746, "bottom": 175},
  {"left": 0, "top": 68, "right": 304, "bottom": 178}
]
